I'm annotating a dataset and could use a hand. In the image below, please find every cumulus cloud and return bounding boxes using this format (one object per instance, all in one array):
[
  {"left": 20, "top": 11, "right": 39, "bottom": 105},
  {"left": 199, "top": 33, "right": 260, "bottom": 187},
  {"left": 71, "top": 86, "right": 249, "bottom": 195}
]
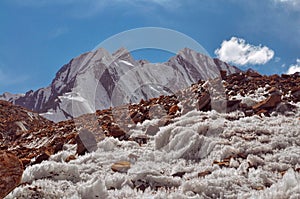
[
  {"left": 215, "top": 37, "right": 274, "bottom": 66},
  {"left": 286, "top": 59, "right": 300, "bottom": 74}
]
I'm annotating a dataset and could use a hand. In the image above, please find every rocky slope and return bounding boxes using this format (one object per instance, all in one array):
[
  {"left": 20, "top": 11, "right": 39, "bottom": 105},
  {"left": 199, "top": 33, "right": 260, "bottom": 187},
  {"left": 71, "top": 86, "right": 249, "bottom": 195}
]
[
  {"left": 0, "top": 100, "right": 52, "bottom": 141},
  {"left": 0, "top": 48, "right": 240, "bottom": 122},
  {"left": 1, "top": 71, "right": 300, "bottom": 198}
]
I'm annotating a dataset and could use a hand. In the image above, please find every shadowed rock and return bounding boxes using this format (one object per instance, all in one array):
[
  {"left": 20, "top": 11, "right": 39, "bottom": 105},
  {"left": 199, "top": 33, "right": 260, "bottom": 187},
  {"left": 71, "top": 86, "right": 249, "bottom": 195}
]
[{"left": 75, "top": 129, "right": 98, "bottom": 155}]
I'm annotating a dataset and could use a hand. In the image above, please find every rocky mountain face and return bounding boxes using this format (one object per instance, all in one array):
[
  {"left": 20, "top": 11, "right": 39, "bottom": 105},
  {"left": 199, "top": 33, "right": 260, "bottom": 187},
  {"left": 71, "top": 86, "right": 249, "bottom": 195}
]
[
  {"left": 0, "top": 48, "right": 240, "bottom": 122},
  {"left": 1, "top": 71, "right": 300, "bottom": 198}
]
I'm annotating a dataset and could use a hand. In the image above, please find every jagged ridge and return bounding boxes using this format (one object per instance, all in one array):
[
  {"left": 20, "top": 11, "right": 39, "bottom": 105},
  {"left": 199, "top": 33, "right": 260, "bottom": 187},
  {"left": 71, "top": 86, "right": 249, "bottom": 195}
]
[{"left": 1, "top": 48, "right": 240, "bottom": 122}]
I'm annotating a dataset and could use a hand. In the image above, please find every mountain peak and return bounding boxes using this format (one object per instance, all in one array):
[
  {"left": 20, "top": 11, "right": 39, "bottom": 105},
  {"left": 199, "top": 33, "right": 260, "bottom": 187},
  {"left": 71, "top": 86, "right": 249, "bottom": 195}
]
[
  {"left": 4, "top": 47, "right": 240, "bottom": 122},
  {"left": 112, "top": 47, "right": 130, "bottom": 57},
  {"left": 178, "top": 47, "right": 194, "bottom": 53},
  {"left": 93, "top": 47, "right": 111, "bottom": 57}
]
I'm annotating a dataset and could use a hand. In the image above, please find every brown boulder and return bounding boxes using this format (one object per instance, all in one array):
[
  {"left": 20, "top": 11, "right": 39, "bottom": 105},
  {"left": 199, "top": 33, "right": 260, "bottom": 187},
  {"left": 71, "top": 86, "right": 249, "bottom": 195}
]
[
  {"left": 130, "top": 111, "right": 145, "bottom": 124},
  {"left": 108, "top": 124, "right": 126, "bottom": 138},
  {"left": 168, "top": 105, "right": 179, "bottom": 115},
  {"left": 0, "top": 151, "right": 23, "bottom": 198},
  {"left": 253, "top": 93, "right": 282, "bottom": 111}
]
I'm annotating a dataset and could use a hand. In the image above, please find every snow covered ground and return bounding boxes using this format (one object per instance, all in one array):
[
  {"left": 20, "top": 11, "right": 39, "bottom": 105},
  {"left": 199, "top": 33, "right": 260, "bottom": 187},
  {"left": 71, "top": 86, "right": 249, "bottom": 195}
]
[{"left": 6, "top": 102, "right": 300, "bottom": 199}]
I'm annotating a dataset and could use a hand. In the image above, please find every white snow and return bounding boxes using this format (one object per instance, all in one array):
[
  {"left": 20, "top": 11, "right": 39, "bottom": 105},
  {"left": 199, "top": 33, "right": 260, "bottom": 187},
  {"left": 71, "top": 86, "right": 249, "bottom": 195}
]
[
  {"left": 6, "top": 103, "right": 300, "bottom": 199},
  {"left": 119, "top": 60, "right": 134, "bottom": 67}
]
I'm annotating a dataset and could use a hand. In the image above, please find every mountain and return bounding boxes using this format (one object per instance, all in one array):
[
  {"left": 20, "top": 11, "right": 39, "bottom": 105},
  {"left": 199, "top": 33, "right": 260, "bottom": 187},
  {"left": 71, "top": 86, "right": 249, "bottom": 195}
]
[
  {"left": 0, "top": 92, "right": 24, "bottom": 103},
  {"left": 0, "top": 48, "right": 240, "bottom": 122}
]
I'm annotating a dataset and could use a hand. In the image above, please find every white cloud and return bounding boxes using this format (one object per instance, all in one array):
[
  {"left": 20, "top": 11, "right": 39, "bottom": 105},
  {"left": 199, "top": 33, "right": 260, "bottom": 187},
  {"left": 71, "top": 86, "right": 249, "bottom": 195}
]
[
  {"left": 273, "top": 0, "right": 300, "bottom": 10},
  {"left": 286, "top": 59, "right": 300, "bottom": 74},
  {"left": 215, "top": 37, "right": 274, "bottom": 66},
  {"left": 275, "top": 0, "right": 299, "bottom": 5}
]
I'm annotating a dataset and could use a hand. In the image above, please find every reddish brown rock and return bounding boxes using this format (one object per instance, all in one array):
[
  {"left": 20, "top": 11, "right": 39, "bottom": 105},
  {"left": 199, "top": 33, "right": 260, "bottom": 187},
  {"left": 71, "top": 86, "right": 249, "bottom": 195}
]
[
  {"left": 33, "top": 150, "right": 51, "bottom": 164},
  {"left": 253, "top": 94, "right": 282, "bottom": 111},
  {"left": 65, "top": 155, "right": 76, "bottom": 163},
  {"left": 230, "top": 73, "right": 245, "bottom": 82},
  {"left": 20, "top": 158, "right": 31, "bottom": 167},
  {"left": 0, "top": 151, "right": 23, "bottom": 198},
  {"left": 130, "top": 111, "right": 145, "bottom": 124},
  {"left": 168, "top": 105, "right": 179, "bottom": 115},
  {"left": 108, "top": 124, "right": 126, "bottom": 138},
  {"left": 198, "top": 170, "right": 212, "bottom": 178},
  {"left": 246, "top": 69, "right": 262, "bottom": 78},
  {"left": 213, "top": 159, "right": 230, "bottom": 168}
]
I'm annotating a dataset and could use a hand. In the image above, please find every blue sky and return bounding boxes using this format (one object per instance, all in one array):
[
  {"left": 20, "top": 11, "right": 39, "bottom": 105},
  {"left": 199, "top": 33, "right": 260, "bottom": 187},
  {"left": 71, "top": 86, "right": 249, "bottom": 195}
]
[{"left": 0, "top": 0, "right": 299, "bottom": 94}]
